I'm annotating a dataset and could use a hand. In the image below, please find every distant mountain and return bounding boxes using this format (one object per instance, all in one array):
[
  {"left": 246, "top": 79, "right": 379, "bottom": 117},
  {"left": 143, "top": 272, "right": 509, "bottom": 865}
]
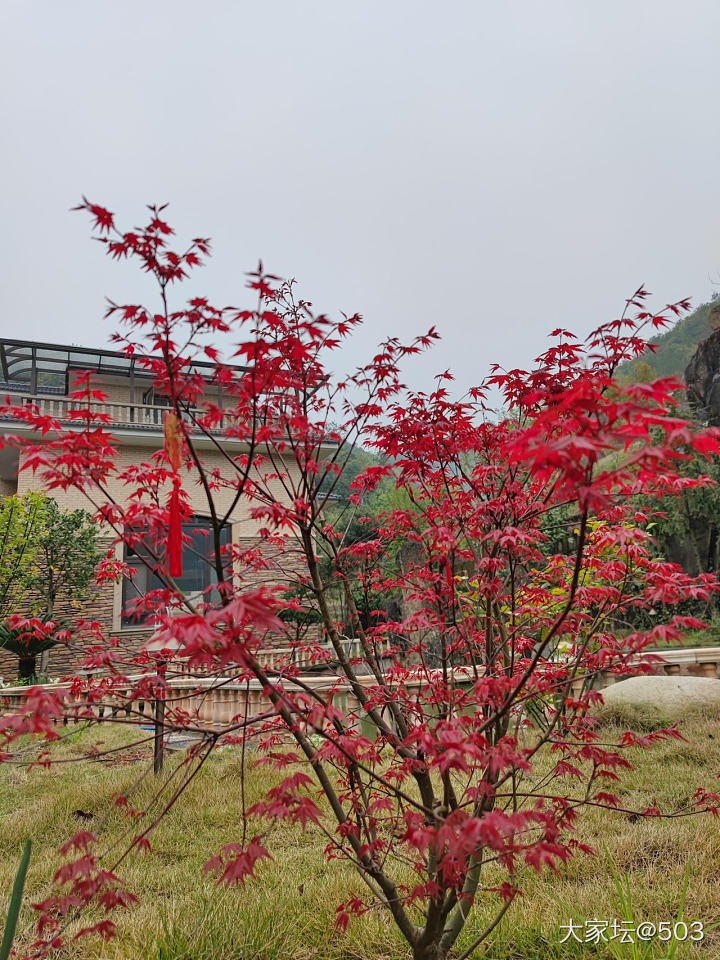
[{"left": 621, "top": 296, "right": 718, "bottom": 381}]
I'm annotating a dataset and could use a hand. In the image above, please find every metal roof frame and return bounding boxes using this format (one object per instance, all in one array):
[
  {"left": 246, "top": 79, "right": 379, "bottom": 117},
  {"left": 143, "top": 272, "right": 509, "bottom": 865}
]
[{"left": 0, "top": 338, "right": 222, "bottom": 396}]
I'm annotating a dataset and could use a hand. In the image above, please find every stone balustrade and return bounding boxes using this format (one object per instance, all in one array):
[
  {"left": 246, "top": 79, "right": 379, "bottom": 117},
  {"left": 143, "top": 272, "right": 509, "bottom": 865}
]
[
  {"left": 0, "top": 673, "right": 371, "bottom": 734},
  {"left": 2, "top": 647, "right": 719, "bottom": 733},
  {"left": 0, "top": 393, "right": 235, "bottom": 436}
]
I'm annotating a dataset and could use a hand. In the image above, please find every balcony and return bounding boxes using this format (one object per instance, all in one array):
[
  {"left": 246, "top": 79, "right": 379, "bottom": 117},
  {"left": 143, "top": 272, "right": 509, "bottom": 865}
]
[
  {"left": 0, "top": 338, "right": 230, "bottom": 440},
  {"left": 0, "top": 391, "right": 234, "bottom": 438}
]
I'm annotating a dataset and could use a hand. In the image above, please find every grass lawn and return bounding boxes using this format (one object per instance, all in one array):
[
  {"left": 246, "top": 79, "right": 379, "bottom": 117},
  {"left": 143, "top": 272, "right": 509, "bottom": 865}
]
[
  {"left": 1, "top": 717, "right": 720, "bottom": 960},
  {"left": 650, "top": 626, "right": 720, "bottom": 650}
]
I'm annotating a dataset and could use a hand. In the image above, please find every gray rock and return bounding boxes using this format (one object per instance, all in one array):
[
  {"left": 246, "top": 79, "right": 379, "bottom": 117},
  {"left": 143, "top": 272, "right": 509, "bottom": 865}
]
[
  {"left": 685, "top": 329, "right": 720, "bottom": 424},
  {"left": 599, "top": 675, "right": 720, "bottom": 723},
  {"left": 165, "top": 731, "right": 206, "bottom": 752}
]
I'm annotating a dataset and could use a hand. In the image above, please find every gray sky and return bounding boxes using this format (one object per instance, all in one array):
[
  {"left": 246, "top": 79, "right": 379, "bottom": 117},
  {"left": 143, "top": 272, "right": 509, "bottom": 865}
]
[{"left": 2, "top": 1, "right": 720, "bottom": 395}]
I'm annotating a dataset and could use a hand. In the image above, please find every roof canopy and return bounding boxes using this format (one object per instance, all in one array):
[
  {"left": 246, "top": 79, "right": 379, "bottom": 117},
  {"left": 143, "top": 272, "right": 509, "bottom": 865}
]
[{"left": 0, "top": 339, "right": 218, "bottom": 395}]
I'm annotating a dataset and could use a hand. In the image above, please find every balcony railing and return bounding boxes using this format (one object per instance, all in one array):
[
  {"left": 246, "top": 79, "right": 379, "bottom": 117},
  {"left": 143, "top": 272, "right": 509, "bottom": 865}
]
[{"left": 0, "top": 392, "right": 234, "bottom": 435}]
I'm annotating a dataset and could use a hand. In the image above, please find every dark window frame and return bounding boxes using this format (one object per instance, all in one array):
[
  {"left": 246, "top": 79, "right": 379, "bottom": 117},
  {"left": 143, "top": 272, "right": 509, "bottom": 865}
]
[{"left": 121, "top": 516, "right": 232, "bottom": 628}]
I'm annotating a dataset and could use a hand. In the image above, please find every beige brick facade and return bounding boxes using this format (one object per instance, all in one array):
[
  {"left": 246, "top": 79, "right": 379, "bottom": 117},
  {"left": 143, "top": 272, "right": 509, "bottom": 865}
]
[
  {"left": 1, "top": 360, "right": 311, "bottom": 678},
  {"left": 17, "top": 441, "right": 300, "bottom": 536}
]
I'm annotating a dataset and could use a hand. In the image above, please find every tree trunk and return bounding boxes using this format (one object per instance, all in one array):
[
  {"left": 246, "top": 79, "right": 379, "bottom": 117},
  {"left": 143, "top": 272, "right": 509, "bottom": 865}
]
[
  {"left": 413, "top": 944, "right": 447, "bottom": 960},
  {"left": 38, "top": 648, "right": 50, "bottom": 677},
  {"left": 17, "top": 655, "right": 37, "bottom": 682}
]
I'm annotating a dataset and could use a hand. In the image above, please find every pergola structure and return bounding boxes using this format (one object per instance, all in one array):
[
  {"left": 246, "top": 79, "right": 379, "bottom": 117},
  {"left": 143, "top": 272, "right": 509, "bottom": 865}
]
[{"left": 0, "top": 338, "right": 219, "bottom": 399}]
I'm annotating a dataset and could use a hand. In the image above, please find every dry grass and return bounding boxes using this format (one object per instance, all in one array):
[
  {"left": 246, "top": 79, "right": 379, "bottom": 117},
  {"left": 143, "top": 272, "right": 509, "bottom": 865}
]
[{"left": 1, "top": 717, "right": 720, "bottom": 959}]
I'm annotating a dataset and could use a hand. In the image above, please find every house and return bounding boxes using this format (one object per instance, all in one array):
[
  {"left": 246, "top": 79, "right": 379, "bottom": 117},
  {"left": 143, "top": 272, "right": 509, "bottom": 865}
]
[{"left": 0, "top": 337, "right": 308, "bottom": 677}]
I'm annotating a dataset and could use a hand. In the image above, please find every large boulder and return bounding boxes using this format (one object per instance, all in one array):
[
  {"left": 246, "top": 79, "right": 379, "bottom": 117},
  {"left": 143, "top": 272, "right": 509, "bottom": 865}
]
[
  {"left": 685, "top": 321, "right": 720, "bottom": 424},
  {"left": 599, "top": 675, "right": 720, "bottom": 725}
]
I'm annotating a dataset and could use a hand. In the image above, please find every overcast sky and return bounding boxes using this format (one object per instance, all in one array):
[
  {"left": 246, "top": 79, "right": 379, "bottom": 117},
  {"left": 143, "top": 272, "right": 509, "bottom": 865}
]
[{"left": 2, "top": 1, "right": 720, "bottom": 395}]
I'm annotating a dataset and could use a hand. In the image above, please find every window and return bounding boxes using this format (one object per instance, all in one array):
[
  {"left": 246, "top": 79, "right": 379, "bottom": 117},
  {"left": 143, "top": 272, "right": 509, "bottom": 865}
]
[{"left": 121, "top": 517, "right": 232, "bottom": 627}]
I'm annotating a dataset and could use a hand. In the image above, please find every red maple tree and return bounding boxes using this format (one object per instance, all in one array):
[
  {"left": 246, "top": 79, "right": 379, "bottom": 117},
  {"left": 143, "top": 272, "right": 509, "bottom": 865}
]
[{"left": 2, "top": 201, "right": 720, "bottom": 960}]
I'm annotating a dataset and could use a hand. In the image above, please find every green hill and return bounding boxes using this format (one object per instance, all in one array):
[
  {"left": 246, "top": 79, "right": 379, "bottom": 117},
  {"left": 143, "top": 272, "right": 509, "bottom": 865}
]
[{"left": 620, "top": 296, "right": 717, "bottom": 381}]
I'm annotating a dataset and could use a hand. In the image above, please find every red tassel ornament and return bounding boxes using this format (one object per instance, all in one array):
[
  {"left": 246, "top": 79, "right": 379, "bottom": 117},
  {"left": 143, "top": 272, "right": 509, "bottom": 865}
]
[
  {"left": 164, "top": 411, "right": 184, "bottom": 578},
  {"left": 167, "top": 477, "right": 183, "bottom": 577}
]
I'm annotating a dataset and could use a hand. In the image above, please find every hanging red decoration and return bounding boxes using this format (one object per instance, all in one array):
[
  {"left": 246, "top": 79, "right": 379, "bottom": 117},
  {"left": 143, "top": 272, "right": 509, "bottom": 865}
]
[
  {"left": 167, "top": 476, "right": 183, "bottom": 577},
  {"left": 164, "top": 411, "right": 184, "bottom": 577}
]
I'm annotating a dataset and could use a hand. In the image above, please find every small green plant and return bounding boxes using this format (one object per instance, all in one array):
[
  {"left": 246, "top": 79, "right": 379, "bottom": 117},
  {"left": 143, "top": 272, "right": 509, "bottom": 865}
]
[
  {"left": 62, "top": 721, "right": 92, "bottom": 744},
  {"left": 0, "top": 839, "right": 31, "bottom": 960},
  {"left": 605, "top": 848, "right": 690, "bottom": 960},
  {"left": 545, "top": 850, "right": 696, "bottom": 960}
]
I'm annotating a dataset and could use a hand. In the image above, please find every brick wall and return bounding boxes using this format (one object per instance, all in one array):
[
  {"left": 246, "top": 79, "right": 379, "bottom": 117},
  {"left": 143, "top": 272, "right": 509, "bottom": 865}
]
[
  {"left": 16, "top": 443, "right": 303, "bottom": 539},
  {"left": 0, "top": 536, "right": 116, "bottom": 681},
  {"left": 4, "top": 409, "right": 317, "bottom": 675},
  {"left": 0, "top": 531, "right": 311, "bottom": 681}
]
